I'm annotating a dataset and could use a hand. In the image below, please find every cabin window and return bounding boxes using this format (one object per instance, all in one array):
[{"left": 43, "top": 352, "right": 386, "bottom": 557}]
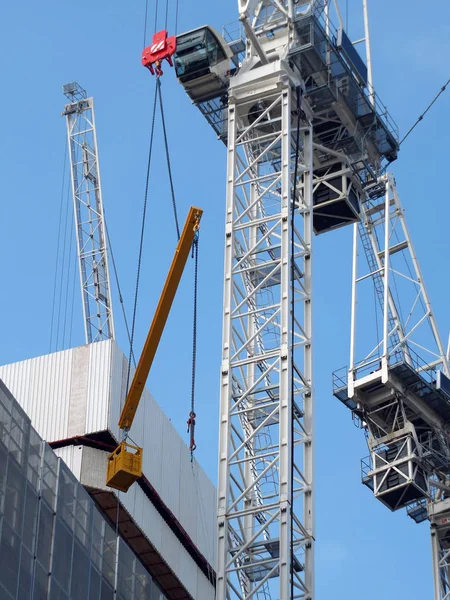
[
  {"left": 175, "top": 28, "right": 227, "bottom": 78},
  {"left": 175, "top": 30, "right": 209, "bottom": 78},
  {"left": 205, "top": 30, "right": 226, "bottom": 67}
]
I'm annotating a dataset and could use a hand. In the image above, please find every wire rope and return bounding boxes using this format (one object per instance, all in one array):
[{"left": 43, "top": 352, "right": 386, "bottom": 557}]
[
  {"left": 49, "top": 141, "right": 68, "bottom": 353},
  {"left": 164, "top": 0, "right": 169, "bottom": 30},
  {"left": 158, "top": 82, "right": 180, "bottom": 240},
  {"left": 143, "top": 0, "right": 149, "bottom": 47},
  {"left": 399, "top": 77, "right": 450, "bottom": 147},
  {"left": 175, "top": 0, "right": 179, "bottom": 34},
  {"left": 62, "top": 217, "right": 75, "bottom": 349},
  {"left": 68, "top": 254, "right": 78, "bottom": 348},
  {"left": 158, "top": 79, "right": 199, "bottom": 459},
  {"left": 125, "top": 80, "right": 160, "bottom": 398},
  {"left": 105, "top": 222, "right": 136, "bottom": 367},
  {"left": 154, "top": 0, "right": 159, "bottom": 32},
  {"left": 56, "top": 177, "right": 72, "bottom": 350}
]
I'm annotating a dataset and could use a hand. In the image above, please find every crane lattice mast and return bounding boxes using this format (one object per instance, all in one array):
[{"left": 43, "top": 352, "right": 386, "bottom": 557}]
[
  {"left": 63, "top": 82, "right": 115, "bottom": 344},
  {"left": 168, "top": 0, "right": 398, "bottom": 593}
]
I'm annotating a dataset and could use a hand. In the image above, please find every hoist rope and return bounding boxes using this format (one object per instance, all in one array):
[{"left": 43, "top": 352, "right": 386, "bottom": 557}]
[
  {"left": 49, "top": 141, "right": 68, "bottom": 352},
  {"left": 125, "top": 80, "right": 160, "bottom": 397},
  {"left": 154, "top": 0, "right": 159, "bottom": 31},
  {"left": 68, "top": 262, "right": 77, "bottom": 348},
  {"left": 175, "top": 0, "right": 180, "bottom": 34},
  {"left": 164, "top": 0, "right": 169, "bottom": 30},
  {"left": 158, "top": 78, "right": 199, "bottom": 457},
  {"left": 62, "top": 222, "right": 75, "bottom": 348},
  {"left": 56, "top": 176, "right": 72, "bottom": 350},
  {"left": 399, "top": 77, "right": 450, "bottom": 147},
  {"left": 158, "top": 82, "right": 181, "bottom": 240},
  {"left": 106, "top": 222, "right": 136, "bottom": 367},
  {"left": 143, "top": 0, "right": 149, "bottom": 47}
]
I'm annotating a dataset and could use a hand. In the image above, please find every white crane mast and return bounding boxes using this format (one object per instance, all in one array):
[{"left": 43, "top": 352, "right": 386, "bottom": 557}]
[
  {"left": 217, "top": 67, "right": 314, "bottom": 599},
  {"left": 63, "top": 82, "right": 115, "bottom": 344},
  {"left": 334, "top": 170, "right": 450, "bottom": 600},
  {"left": 173, "top": 0, "right": 398, "bottom": 596}
]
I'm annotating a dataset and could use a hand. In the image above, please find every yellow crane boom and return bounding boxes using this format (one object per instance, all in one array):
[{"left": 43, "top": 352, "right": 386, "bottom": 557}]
[{"left": 106, "top": 206, "right": 203, "bottom": 492}]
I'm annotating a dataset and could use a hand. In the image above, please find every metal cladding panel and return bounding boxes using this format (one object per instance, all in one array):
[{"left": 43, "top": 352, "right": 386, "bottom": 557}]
[
  {"left": 141, "top": 387, "right": 164, "bottom": 492},
  {"left": 107, "top": 340, "right": 216, "bottom": 567},
  {"left": 160, "top": 420, "right": 182, "bottom": 518},
  {"left": 76, "top": 445, "right": 204, "bottom": 599},
  {"left": 54, "top": 445, "right": 83, "bottom": 479},
  {"left": 194, "top": 464, "right": 217, "bottom": 568},
  {"left": 179, "top": 459, "right": 198, "bottom": 539},
  {"left": 197, "top": 569, "right": 216, "bottom": 600},
  {"left": 178, "top": 548, "right": 199, "bottom": 595},
  {"left": 85, "top": 339, "right": 113, "bottom": 434},
  {"left": 0, "top": 349, "right": 73, "bottom": 442},
  {"left": 0, "top": 340, "right": 217, "bottom": 569},
  {"left": 109, "top": 342, "right": 126, "bottom": 441}
]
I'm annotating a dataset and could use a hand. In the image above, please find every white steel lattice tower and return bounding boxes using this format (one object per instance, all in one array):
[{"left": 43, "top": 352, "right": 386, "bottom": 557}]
[
  {"left": 63, "top": 82, "right": 115, "bottom": 344},
  {"left": 217, "top": 71, "right": 314, "bottom": 598},
  {"left": 173, "top": 0, "right": 399, "bottom": 596},
  {"left": 333, "top": 169, "right": 450, "bottom": 600}
]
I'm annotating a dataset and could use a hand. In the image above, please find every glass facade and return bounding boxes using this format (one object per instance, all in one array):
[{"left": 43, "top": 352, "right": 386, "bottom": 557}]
[{"left": 0, "top": 381, "right": 168, "bottom": 600}]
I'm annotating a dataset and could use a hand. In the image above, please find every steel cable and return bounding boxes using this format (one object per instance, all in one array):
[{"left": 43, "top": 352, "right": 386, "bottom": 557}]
[
  {"left": 125, "top": 80, "right": 160, "bottom": 397},
  {"left": 158, "top": 82, "right": 181, "bottom": 240},
  {"left": 105, "top": 222, "right": 136, "bottom": 367},
  {"left": 399, "top": 77, "right": 450, "bottom": 147},
  {"left": 143, "top": 0, "right": 149, "bottom": 47},
  {"left": 49, "top": 141, "right": 68, "bottom": 352},
  {"left": 158, "top": 80, "right": 199, "bottom": 458}
]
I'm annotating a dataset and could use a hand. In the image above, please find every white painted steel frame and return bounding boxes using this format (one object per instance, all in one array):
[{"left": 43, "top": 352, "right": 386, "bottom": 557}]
[
  {"left": 432, "top": 526, "right": 450, "bottom": 600},
  {"left": 217, "top": 71, "right": 314, "bottom": 600},
  {"left": 64, "top": 97, "right": 115, "bottom": 344},
  {"left": 347, "top": 173, "right": 450, "bottom": 600},
  {"left": 348, "top": 173, "right": 448, "bottom": 392}
]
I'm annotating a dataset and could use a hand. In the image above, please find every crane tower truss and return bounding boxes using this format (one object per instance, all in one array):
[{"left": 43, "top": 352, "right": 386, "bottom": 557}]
[
  {"left": 217, "top": 69, "right": 314, "bottom": 599},
  {"left": 174, "top": 1, "right": 401, "bottom": 597},
  {"left": 334, "top": 175, "right": 450, "bottom": 598},
  {"left": 63, "top": 82, "right": 114, "bottom": 344}
]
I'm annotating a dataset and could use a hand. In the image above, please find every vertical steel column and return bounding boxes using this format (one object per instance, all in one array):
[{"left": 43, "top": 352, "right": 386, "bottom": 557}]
[
  {"left": 63, "top": 83, "right": 115, "bottom": 344},
  {"left": 431, "top": 523, "right": 450, "bottom": 600},
  {"left": 382, "top": 180, "right": 390, "bottom": 370},
  {"left": 362, "top": 0, "right": 374, "bottom": 105},
  {"left": 217, "top": 71, "right": 314, "bottom": 599}
]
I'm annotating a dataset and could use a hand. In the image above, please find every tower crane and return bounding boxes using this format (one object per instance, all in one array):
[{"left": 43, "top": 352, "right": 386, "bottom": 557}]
[
  {"left": 63, "top": 82, "right": 115, "bottom": 344},
  {"left": 167, "top": 0, "right": 398, "bottom": 598},
  {"left": 60, "top": 1, "right": 446, "bottom": 597},
  {"left": 332, "top": 166, "right": 450, "bottom": 596}
]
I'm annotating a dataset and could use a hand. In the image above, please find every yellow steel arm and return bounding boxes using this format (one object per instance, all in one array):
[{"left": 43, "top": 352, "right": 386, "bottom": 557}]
[{"left": 118, "top": 206, "right": 203, "bottom": 431}]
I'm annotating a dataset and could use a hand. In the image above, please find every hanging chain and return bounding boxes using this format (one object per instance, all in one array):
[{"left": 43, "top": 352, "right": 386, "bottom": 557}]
[{"left": 187, "top": 230, "right": 199, "bottom": 460}]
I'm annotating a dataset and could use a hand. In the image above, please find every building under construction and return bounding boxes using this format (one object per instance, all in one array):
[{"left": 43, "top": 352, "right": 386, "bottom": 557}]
[{"left": 1, "top": 1, "right": 450, "bottom": 599}]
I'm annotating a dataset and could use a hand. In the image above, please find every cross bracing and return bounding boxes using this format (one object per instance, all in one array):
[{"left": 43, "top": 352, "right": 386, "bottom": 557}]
[
  {"left": 63, "top": 84, "right": 114, "bottom": 344},
  {"left": 216, "top": 68, "right": 314, "bottom": 599}
]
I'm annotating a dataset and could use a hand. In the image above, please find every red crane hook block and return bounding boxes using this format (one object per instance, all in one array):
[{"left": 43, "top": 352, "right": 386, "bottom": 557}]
[{"left": 142, "top": 29, "right": 177, "bottom": 77}]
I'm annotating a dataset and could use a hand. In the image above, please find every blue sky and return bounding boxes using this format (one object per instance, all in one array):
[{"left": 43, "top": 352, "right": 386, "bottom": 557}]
[{"left": 1, "top": 0, "right": 449, "bottom": 597}]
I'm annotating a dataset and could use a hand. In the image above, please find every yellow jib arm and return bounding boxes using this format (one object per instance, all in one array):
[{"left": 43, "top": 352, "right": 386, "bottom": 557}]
[{"left": 118, "top": 206, "right": 203, "bottom": 431}]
